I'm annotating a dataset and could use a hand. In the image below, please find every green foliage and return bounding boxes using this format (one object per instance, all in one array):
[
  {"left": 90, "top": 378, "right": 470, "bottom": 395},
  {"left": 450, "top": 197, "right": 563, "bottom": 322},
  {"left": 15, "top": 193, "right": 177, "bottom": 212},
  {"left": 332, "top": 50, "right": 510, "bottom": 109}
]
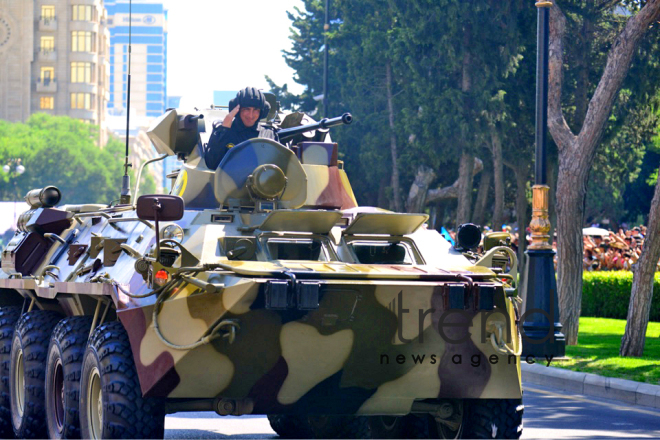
[
  {"left": 557, "top": 317, "right": 660, "bottom": 384},
  {"left": 581, "top": 271, "right": 660, "bottom": 321},
  {"left": 0, "top": 114, "right": 131, "bottom": 205}
]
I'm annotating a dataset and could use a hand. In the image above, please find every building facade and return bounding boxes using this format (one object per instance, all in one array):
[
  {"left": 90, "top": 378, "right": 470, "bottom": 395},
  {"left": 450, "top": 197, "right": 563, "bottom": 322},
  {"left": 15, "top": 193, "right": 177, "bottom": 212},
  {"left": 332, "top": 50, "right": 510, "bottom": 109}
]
[
  {"left": 104, "top": 0, "right": 166, "bottom": 118},
  {"left": 0, "top": 0, "right": 110, "bottom": 142}
]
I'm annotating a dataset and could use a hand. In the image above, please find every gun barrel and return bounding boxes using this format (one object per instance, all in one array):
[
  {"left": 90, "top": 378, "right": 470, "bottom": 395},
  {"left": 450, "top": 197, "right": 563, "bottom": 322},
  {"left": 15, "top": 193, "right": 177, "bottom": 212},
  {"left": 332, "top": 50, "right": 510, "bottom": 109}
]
[{"left": 278, "top": 112, "right": 352, "bottom": 142}]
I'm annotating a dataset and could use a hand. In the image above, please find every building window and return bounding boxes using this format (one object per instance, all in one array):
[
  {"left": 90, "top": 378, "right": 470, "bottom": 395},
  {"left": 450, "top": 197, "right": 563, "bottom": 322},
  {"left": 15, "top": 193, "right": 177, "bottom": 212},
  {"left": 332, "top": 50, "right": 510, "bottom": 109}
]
[
  {"left": 71, "top": 62, "right": 92, "bottom": 83},
  {"left": 71, "top": 93, "right": 92, "bottom": 110},
  {"left": 72, "top": 5, "right": 93, "bottom": 21},
  {"left": 41, "top": 5, "right": 55, "bottom": 21},
  {"left": 40, "top": 97, "right": 54, "bottom": 110},
  {"left": 40, "top": 67, "right": 55, "bottom": 84},
  {"left": 40, "top": 36, "right": 55, "bottom": 53},
  {"left": 71, "top": 31, "right": 95, "bottom": 52}
]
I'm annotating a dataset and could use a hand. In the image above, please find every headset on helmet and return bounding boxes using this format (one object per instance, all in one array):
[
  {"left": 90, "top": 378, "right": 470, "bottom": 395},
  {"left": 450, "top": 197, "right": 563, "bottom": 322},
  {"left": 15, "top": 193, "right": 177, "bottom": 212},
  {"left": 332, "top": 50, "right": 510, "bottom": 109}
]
[{"left": 228, "top": 87, "right": 271, "bottom": 120}]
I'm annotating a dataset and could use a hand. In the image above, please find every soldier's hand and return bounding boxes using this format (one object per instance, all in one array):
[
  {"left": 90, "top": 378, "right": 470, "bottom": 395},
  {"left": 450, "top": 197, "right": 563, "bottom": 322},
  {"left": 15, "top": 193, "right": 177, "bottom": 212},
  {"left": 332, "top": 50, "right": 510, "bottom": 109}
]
[{"left": 223, "top": 105, "right": 240, "bottom": 128}]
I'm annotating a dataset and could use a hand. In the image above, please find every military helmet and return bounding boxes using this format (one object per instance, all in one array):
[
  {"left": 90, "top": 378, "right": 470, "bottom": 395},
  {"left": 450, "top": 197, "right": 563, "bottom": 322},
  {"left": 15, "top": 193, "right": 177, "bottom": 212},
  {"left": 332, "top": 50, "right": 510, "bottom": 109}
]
[{"left": 229, "top": 87, "right": 271, "bottom": 120}]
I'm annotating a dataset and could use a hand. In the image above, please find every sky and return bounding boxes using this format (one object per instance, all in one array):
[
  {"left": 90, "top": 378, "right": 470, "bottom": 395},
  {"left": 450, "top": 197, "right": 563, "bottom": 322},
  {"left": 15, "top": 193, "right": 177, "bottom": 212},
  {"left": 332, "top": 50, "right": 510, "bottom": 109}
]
[{"left": 161, "top": 0, "right": 306, "bottom": 107}]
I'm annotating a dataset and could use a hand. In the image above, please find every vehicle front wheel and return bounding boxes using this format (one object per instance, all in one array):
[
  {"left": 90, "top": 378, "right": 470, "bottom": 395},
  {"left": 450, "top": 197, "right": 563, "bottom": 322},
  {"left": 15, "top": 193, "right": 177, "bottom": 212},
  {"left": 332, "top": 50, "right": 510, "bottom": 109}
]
[
  {"left": 45, "top": 316, "right": 92, "bottom": 439},
  {"left": 79, "top": 321, "right": 165, "bottom": 439},
  {"left": 0, "top": 306, "right": 21, "bottom": 438},
  {"left": 9, "top": 310, "right": 62, "bottom": 439}
]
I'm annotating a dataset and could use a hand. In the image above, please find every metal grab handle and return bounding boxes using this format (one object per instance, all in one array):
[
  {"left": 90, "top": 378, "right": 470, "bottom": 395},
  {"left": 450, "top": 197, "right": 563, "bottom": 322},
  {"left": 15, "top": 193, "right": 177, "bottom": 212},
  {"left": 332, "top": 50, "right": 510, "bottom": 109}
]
[{"left": 489, "top": 323, "right": 522, "bottom": 356}]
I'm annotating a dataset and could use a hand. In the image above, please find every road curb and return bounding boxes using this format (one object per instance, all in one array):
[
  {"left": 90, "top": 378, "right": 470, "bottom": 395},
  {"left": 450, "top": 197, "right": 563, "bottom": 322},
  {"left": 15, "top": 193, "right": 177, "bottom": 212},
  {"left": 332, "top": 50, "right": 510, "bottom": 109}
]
[{"left": 521, "top": 362, "right": 660, "bottom": 409}]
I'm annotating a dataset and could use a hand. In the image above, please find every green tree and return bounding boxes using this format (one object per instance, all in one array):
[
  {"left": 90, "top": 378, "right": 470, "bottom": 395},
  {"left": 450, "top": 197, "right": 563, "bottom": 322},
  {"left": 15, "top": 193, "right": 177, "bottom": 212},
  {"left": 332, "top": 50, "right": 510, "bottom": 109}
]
[
  {"left": 548, "top": 0, "right": 660, "bottom": 345},
  {"left": 0, "top": 114, "right": 149, "bottom": 205}
]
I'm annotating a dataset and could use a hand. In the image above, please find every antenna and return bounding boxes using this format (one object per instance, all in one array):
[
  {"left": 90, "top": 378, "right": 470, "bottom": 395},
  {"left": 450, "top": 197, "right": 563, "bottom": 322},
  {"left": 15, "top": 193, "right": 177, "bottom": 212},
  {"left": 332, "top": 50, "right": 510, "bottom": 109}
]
[{"left": 119, "top": 0, "right": 133, "bottom": 205}]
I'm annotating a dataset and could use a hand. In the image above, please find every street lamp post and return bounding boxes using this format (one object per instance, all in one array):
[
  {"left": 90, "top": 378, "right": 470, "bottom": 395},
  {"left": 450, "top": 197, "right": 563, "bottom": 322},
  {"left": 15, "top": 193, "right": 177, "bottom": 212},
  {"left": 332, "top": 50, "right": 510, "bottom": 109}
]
[
  {"left": 2, "top": 158, "right": 26, "bottom": 230},
  {"left": 323, "top": 0, "right": 329, "bottom": 118},
  {"left": 520, "top": 1, "right": 566, "bottom": 358}
]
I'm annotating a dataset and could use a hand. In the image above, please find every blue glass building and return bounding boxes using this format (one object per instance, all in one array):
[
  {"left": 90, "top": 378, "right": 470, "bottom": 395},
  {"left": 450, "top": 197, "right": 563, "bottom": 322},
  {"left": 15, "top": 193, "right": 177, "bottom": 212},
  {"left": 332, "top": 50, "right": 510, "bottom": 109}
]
[{"left": 105, "top": 0, "right": 167, "bottom": 118}]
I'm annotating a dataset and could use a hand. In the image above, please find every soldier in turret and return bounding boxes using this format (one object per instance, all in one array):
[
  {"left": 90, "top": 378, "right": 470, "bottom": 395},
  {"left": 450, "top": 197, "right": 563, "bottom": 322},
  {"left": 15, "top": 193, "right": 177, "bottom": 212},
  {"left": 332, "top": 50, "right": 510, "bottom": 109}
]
[{"left": 204, "top": 87, "right": 278, "bottom": 169}]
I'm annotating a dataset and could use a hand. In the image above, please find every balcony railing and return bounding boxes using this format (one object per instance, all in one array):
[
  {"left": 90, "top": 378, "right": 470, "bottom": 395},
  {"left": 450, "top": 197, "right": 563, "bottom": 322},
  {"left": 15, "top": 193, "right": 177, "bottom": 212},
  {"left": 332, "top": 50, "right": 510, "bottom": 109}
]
[
  {"left": 37, "top": 49, "right": 57, "bottom": 62},
  {"left": 38, "top": 16, "right": 57, "bottom": 31},
  {"left": 36, "top": 78, "right": 57, "bottom": 93}
]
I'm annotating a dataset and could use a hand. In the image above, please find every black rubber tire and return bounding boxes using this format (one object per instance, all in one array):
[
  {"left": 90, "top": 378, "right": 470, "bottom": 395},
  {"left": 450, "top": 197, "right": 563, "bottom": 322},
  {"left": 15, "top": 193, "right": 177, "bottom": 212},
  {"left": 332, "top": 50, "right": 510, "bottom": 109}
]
[
  {"left": 307, "top": 415, "right": 371, "bottom": 439},
  {"left": 369, "top": 415, "right": 429, "bottom": 439},
  {"left": 9, "top": 310, "right": 63, "bottom": 439},
  {"left": 267, "top": 414, "right": 314, "bottom": 439},
  {"left": 79, "top": 320, "right": 165, "bottom": 439},
  {"left": 0, "top": 306, "right": 21, "bottom": 439},
  {"left": 462, "top": 398, "right": 524, "bottom": 439},
  {"left": 45, "top": 316, "right": 93, "bottom": 439}
]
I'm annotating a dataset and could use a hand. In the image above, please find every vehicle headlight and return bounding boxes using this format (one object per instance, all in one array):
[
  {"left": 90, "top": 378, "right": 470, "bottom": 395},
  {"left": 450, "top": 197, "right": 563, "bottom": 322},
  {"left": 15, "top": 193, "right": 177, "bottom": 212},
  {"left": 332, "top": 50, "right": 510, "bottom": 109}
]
[{"left": 161, "top": 224, "right": 184, "bottom": 242}]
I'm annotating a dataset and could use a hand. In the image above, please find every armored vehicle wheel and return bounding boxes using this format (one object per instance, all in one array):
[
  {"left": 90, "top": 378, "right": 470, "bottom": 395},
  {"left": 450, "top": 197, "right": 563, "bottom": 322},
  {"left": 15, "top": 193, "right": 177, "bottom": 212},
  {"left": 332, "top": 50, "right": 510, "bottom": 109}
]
[
  {"left": 368, "top": 415, "right": 430, "bottom": 438},
  {"left": 80, "top": 321, "right": 165, "bottom": 439},
  {"left": 307, "top": 415, "right": 371, "bottom": 439},
  {"left": 461, "top": 398, "right": 523, "bottom": 439},
  {"left": 45, "top": 316, "right": 93, "bottom": 439},
  {"left": 267, "top": 414, "right": 314, "bottom": 438},
  {"left": 0, "top": 306, "right": 21, "bottom": 439},
  {"left": 9, "top": 310, "right": 63, "bottom": 438}
]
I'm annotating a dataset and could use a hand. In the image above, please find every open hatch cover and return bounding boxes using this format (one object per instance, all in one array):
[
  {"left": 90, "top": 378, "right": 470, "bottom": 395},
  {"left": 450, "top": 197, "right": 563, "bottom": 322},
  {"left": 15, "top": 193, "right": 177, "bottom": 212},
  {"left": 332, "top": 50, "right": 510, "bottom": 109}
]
[
  {"left": 343, "top": 212, "right": 429, "bottom": 236},
  {"left": 259, "top": 210, "right": 342, "bottom": 234}
]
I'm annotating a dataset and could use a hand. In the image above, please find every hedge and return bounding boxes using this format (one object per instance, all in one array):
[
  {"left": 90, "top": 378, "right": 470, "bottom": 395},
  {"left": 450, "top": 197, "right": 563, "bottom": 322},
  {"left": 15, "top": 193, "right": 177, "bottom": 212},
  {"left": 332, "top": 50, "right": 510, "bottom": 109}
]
[{"left": 582, "top": 272, "right": 660, "bottom": 321}]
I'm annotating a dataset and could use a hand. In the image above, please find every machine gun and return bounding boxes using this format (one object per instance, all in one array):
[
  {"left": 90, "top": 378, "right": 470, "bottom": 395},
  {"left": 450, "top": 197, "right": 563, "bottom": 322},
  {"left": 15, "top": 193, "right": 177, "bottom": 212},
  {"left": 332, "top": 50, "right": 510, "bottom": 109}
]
[{"left": 277, "top": 113, "right": 353, "bottom": 143}]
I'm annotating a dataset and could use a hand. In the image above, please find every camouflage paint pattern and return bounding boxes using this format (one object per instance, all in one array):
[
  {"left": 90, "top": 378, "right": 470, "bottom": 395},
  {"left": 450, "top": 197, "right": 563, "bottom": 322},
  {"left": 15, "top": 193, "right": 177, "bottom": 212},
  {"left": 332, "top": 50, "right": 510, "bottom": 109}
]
[{"left": 0, "top": 106, "right": 522, "bottom": 417}]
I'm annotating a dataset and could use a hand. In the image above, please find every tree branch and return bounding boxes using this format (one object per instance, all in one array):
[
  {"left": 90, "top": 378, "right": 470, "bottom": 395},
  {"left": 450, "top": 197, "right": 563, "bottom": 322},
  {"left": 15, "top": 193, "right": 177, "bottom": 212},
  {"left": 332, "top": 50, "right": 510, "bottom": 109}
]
[
  {"left": 548, "top": 3, "right": 577, "bottom": 152},
  {"left": 577, "top": 0, "right": 660, "bottom": 156}
]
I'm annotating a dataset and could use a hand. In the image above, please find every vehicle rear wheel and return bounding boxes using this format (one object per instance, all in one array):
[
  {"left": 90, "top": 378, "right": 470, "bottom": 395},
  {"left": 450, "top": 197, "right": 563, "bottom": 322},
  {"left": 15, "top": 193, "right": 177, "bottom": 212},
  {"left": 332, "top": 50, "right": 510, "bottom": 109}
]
[
  {"left": 79, "top": 321, "right": 165, "bottom": 439},
  {"left": 267, "top": 414, "right": 314, "bottom": 438},
  {"left": 9, "top": 310, "right": 62, "bottom": 439},
  {"left": 461, "top": 398, "right": 523, "bottom": 439},
  {"left": 45, "top": 316, "right": 92, "bottom": 439},
  {"left": 0, "top": 306, "right": 21, "bottom": 439},
  {"left": 307, "top": 415, "right": 371, "bottom": 439}
]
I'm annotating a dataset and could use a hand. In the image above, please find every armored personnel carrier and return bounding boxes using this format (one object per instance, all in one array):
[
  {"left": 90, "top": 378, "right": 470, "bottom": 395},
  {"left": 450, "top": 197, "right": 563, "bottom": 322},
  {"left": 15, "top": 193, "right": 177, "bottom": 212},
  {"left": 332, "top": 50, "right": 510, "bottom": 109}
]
[{"left": 0, "top": 96, "right": 523, "bottom": 439}]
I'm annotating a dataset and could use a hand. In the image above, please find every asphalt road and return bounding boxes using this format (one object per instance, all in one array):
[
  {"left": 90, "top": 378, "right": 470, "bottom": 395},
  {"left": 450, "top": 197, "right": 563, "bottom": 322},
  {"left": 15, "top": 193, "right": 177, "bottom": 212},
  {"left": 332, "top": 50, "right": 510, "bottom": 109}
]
[{"left": 164, "top": 382, "right": 660, "bottom": 439}]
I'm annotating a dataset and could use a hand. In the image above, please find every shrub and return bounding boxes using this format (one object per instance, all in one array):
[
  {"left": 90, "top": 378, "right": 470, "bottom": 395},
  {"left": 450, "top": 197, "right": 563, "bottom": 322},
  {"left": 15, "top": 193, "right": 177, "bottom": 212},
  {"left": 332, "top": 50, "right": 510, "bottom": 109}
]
[{"left": 582, "top": 272, "right": 660, "bottom": 321}]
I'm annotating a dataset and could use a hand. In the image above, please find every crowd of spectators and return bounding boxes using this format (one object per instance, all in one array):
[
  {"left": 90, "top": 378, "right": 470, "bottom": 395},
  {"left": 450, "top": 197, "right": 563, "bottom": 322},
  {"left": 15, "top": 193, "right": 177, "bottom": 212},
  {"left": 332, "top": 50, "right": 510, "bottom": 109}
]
[
  {"left": 478, "top": 224, "right": 648, "bottom": 272},
  {"left": 581, "top": 226, "right": 646, "bottom": 271}
]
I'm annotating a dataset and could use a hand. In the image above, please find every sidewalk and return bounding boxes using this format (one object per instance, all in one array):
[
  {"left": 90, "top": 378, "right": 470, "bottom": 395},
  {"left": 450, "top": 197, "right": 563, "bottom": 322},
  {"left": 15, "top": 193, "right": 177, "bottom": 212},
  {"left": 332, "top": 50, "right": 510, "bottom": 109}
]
[{"left": 521, "top": 362, "right": 660, "bottom": 409}]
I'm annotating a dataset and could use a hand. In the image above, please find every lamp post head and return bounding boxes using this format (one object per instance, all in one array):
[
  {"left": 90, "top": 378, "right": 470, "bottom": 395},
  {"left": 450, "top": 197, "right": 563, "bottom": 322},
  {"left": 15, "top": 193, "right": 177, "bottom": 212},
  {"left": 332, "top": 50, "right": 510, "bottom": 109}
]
[
  {"left": 2, "top": 164, "right": 10, "bottom": 173},
  {"left": 16, "top": 165, "right": 25, "bottom": 175}
]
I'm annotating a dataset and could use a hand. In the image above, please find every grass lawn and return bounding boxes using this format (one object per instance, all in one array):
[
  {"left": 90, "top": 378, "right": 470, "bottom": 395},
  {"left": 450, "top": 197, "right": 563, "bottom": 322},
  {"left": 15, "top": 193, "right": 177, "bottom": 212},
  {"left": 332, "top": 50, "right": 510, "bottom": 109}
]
[{"left": 552, "top": 317, "right": 660, "bottom": 384}]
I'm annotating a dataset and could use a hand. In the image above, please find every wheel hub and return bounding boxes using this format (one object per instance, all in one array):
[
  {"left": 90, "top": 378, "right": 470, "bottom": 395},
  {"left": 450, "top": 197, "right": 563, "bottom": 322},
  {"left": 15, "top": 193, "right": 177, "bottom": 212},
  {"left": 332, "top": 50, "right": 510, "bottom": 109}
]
[
  {"left": 51, "top": 358, "right": 65, "bottom": 432},
  {"left": 14, "top": 348, "right": 25, "bottom": 417},
  {"left": 87, "top": 367, "right": 103, "bottom": 440}
]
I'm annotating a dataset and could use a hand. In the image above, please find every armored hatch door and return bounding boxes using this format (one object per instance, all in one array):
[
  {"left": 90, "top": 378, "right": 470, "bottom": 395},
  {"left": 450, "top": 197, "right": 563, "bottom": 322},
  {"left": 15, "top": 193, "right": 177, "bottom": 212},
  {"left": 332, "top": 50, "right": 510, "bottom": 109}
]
[
  {"left": 343, "top": 212, "right": 428, "bottom": 236},
  {"left": 259, "top": 210, "right": 342, "bottom": 234},
  {"left": 342, "top": 213, "right": 429, "bottom": 265}
]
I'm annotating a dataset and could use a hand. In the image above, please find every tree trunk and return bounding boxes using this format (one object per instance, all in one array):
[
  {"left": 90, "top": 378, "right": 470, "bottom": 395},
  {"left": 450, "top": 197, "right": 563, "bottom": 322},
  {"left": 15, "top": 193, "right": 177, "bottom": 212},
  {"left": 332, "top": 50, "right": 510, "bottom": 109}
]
[
  {"left": 424, "top": 158, "right": 483, "bottom": 205},
  {"left": 548, "top": 153, "right": 558, "bottom": 244},
  {"left": 385, "top": 61, "right": 402, "bottom": 212},
  {"left": 620, "top": 172, "right": 660, "bottom": 356},
  {"left": 377, "top": 176, "right": 388, "bottom": 209},
  {"left": 547, "top": 1, "right": 660, "bottom": 345},
  {"left": 405, "top": 165, "right": 436, "bottom": 213},
  {"left": 472, "top": 166, "right": 492, "bottom": 226},
  {"left": 434, "top": 201, "right": 446, "bottom": 231},
  {"left": 555, "top": 155, "right": 590, "bottom": 346},
  {"left": 574, "top": 16, "right": 591, "bottom": 129},
  {"left": 491, "top": 127, "right": 504, "bottom": 231},
  {"left": 506, "top": 161, "right": 529, "bottom": 273},
  {"left": 456, "top": 153, "right": 475, "bottom": 226}
]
